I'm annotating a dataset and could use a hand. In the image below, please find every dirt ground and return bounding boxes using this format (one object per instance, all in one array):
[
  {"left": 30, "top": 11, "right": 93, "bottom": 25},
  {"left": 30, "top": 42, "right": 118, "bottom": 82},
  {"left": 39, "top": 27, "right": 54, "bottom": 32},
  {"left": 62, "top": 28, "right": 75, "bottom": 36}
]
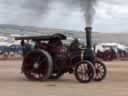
[{"left": 0, "top": 60, "right": 128, "bottom": 96}]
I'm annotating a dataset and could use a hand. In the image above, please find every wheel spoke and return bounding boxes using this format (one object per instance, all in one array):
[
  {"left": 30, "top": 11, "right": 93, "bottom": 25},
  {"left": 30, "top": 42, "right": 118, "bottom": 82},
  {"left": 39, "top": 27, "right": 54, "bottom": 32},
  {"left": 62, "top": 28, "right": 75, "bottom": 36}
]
[
  {"left": 77, "top": 67, "right": 83, "bottom": 78},
  {"left": 37, "top": 56, "right": 41, "bottom": 63},
  {"left": 100, "top": 69, "right": 105, "bottom": 72},
  {"left": 80, "top": 64, "right": 84, "bottom": 72},
  {"left": 96, "top": 74, "right": 99, "bottom": 79},
  {"left": 98, "top": 73, "right": 102, "bottom": 78},
  {"left": 39, "top": 59, "right": 47, "bottom": 65},
  {"left": 95, "top": 64, "right": 98, "bottom": 69},
  {"left": 81, "top": 73, "right": 84, "bottom": 80},
  {"left": 96, "top": 73, "right": 100, "bottom": 79},
  {"left": 99, "top": 73, "right": 103, "bottom": 78},
  {"left": 97, "top": 64, "right": 102, "bottom": 69},
  {"left": 85, "top": 72, "right": 89, "bottom": 80},
  {"left": 84, "top": 64, "right": 88, "bottom": 71}
]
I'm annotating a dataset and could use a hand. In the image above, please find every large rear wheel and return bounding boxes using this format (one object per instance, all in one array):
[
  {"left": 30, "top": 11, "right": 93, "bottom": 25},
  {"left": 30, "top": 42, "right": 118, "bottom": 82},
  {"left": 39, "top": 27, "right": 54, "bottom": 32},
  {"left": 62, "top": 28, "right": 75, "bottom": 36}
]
[
  {"left": 74, "top": 60, "right": 95, "bottom": 83},
  {"left": 22, "top": 50, "right": 53, "bottom": 81}
]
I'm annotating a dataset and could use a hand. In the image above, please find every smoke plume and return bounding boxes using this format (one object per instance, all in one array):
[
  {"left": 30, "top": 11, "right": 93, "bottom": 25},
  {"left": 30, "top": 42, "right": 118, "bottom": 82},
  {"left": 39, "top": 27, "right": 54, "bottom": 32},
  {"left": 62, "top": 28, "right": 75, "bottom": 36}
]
[{"left": 80, "top": 0, "right": 97, "bottom": 27}]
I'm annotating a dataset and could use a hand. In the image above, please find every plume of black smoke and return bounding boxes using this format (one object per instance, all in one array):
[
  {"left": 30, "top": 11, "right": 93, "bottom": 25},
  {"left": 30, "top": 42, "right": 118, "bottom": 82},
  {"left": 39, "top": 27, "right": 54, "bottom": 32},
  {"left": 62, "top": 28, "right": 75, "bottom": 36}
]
[
  {"left": 80, "top": 0, "right": 97, "bottom": 27},
  {"left": 58, "top": 0, "right": 98, "bottom": 26}
]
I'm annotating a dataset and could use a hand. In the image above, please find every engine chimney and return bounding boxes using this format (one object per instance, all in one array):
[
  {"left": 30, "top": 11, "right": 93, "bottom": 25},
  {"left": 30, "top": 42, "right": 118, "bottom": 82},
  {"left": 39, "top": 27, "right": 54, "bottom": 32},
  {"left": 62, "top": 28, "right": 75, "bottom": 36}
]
[{"left": 85, "top": 27, "right": 92, "bottom": 48}]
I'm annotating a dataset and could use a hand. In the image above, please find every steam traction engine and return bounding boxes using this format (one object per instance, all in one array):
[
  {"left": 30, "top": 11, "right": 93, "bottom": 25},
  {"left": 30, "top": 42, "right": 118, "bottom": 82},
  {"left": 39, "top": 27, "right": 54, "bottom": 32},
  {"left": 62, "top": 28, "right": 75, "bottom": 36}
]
[{"left": 15, "top": 27, "right": 107, "bottom": 83}]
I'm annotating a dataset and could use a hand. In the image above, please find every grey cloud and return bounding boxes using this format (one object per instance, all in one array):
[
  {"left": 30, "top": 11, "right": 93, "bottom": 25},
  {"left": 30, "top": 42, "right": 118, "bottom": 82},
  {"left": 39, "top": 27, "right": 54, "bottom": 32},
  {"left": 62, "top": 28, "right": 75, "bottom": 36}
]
[
  {"left": 0, "top": 0, "right": 127, "bottom": 32},
  {"left": 101, "top": 0, "right": 128, "bottom": 5},
  {"left": 0, "top": 0, "right": 53, "bottom": 25},
  {"left": 22, "top": 0, "right": 52, "bottom": 15}
]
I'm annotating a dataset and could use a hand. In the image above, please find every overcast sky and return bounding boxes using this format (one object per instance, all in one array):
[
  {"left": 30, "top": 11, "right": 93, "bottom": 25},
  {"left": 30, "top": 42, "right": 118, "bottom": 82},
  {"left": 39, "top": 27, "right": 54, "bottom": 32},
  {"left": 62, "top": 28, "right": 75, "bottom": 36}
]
[{"left": 0, "top": 0, "right": 128, "bottom": 33}]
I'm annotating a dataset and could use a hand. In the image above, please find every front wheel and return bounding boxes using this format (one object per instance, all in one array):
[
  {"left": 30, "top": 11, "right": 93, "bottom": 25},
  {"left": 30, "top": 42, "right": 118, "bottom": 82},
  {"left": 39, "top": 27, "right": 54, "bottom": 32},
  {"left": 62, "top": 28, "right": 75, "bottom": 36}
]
[
  {"left": 94, "top": 60, "right": 107, "bottom": 81},
  {"left": 74, "top": 60, "right": 95, "bottom": 83}
]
